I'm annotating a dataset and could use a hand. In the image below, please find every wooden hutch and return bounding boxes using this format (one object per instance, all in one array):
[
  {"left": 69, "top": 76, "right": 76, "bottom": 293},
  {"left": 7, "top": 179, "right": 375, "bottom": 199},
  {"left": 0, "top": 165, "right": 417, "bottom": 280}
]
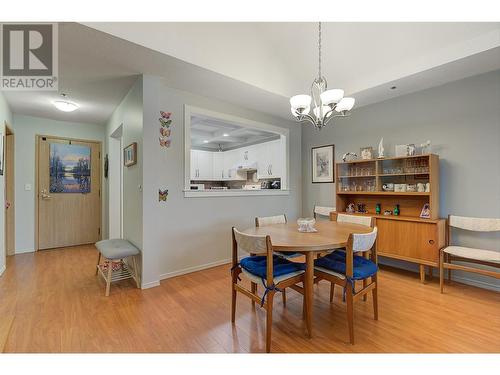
[{"left": 334, "top": 154, "right": 446, "bottom": 283}]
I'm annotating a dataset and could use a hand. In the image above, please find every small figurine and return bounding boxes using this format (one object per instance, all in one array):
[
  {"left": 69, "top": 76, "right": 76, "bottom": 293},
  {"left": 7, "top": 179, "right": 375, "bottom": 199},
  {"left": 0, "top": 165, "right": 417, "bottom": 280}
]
[
  {"left": 420, "top": 140, "right": 431, "bottom": 154},
  {"left": 378, "top": 138, "right": 385, "bottom": 158},
  {"left": 375, "top": 203, "right": 381, "bottom": 215},
  {"left": 420, "top": 203, "right": 431, "bottom": 219},
  {"left": 383, "top": 210, "right": 392, "bottom": 216},
  {"left": 346, "top": 203, "right": 355, "bottom": 213},
  {"left": 357, "top": 203, "right": 367, "bottom": 213},
  {"left": 342, "top": 152, "right": 358, "bottom": 162},
  {"left": 407, "top": 144, "right": 416, "bottom": 156}
]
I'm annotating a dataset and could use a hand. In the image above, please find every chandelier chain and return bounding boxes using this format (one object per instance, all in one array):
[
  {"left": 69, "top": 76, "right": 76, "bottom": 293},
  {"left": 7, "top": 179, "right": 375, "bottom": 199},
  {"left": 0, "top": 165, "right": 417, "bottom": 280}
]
[{"left": 318, "top": 22, "right": 322, "bottom": 79}]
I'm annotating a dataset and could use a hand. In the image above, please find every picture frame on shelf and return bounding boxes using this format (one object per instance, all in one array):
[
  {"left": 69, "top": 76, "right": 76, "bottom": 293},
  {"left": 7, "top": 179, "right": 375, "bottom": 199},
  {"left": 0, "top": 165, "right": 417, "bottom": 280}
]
[
  {"left": 124, "top": 142, "right": 137, "bottom": 167},
  {"left": 360, "top": 146, "right": 373, "bottom": 160},
  {"left": 312, "top": 144, "right": 334, "bottom": 183}
]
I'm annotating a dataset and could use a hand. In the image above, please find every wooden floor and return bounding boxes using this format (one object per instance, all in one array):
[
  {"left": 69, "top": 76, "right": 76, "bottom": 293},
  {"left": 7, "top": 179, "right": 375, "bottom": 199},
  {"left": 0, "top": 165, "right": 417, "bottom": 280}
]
[{"left": 0, "top": 245, "right": 499, "bottom": 353}]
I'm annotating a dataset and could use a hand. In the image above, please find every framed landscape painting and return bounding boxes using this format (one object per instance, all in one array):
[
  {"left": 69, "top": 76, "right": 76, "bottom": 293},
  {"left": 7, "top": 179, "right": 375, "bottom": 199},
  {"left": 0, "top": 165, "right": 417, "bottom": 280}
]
[
  {"left": 312, "top": 144, "right": 334, "bottom": 183},
  {"left": 49, "top": 143, "right": 91, "bottom": 193}
]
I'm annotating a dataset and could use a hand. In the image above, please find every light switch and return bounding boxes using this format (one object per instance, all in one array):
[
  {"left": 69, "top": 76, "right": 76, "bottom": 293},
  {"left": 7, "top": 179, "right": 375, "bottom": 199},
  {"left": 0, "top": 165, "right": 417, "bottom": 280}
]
[{"left": 25, "top": 183, "right": 32, "bottom": 191}]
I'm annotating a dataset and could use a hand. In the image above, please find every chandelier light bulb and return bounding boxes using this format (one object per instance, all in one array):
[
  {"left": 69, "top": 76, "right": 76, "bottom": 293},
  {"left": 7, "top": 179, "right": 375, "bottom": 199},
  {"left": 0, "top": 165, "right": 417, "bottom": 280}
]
[
  {"left": 335, "top": 97, "right": 355, "bottom": 112},
  {"left": 320, "top": 89, "right": 344, "bottom": 105},
  {"left": 290, "top": 95, "right": 312, "bottom": 110},
  {"left": 313, "top": 106, "right": 332, "bottom": 118}
]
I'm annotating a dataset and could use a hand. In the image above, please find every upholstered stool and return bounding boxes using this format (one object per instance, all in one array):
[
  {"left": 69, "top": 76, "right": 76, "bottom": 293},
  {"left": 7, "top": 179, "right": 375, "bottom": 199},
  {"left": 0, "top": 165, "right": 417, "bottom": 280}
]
[{"left": 95, "top": 239, "right": 141, "bottom": 296}]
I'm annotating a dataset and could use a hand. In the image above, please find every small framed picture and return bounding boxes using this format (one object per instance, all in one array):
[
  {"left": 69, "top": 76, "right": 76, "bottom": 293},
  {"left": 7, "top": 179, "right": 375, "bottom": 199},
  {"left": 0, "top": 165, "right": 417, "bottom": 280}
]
[
  {"left": 360, "top": 146, "right": 373, "bottom": 160},
  {"left": 124, "top": 142, "right": 137, "bottom": 167},
  {"left": 312, "top": 144, "right": 334, "bottom": 183}
]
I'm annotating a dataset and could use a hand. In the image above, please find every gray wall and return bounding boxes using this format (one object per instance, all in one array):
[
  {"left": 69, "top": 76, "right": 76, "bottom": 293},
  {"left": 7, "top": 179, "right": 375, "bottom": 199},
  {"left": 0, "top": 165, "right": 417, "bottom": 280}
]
[
  {"left": 104, "top": 76, "right": 143, "bottom": 253},
  {"left": 302, "top": 70, "right": 500, "bottom": 290},
  {"left": 12, "top": 114, "right": 105, "bottom": 253},
  {"left": 141, "top": 76, "right": 302, "bottom": 286}
]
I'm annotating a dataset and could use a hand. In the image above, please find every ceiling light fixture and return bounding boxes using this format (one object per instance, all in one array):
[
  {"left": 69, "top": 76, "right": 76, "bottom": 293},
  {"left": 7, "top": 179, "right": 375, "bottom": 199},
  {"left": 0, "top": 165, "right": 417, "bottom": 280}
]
[
  {"left": 53, "top": 93, "right": 79, "bottom": 112},
  {"left": 223, "top": 133, "right": 229, "bottom": 137},
  {"left": 203, "top": 140, "right": 209, "bottom": 143},
  {"left": 290, "top": 22, "right": 354, "bottom": 130}
]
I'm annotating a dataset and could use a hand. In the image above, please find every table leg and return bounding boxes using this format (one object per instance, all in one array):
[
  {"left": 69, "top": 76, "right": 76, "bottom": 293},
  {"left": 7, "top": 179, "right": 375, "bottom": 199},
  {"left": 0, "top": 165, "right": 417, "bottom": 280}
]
[{"left": 304, "top": 252, "right": 314, "bottom": 338}]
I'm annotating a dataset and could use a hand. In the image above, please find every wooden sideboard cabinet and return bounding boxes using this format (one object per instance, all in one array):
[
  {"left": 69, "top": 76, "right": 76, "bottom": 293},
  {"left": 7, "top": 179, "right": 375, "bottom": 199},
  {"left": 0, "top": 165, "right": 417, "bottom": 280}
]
[
  {"left": 374, "top": 216, "right": 446, "bottom": 282},
  {"left": 334, "top": 154, "right": 445, "bottom": 283}
]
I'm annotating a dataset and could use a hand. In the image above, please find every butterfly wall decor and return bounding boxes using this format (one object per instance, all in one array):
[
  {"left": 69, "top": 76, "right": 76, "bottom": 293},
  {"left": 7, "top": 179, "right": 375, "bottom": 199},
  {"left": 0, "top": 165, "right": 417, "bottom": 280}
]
[
  {"left": 158, "top": 189, "right": 169, "bottom": 202},
  {"left": 159, "top": 110, "right": 173, "bottom": 148}
]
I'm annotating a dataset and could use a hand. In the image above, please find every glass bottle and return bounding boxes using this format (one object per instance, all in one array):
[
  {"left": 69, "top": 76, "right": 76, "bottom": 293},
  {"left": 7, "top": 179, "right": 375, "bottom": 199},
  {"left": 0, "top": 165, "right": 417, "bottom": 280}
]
[
  {"left": 393, "top": 204, "right": 400, "bottom": 216},
  {"left": 375, "top": 203, "right": 381, "bottom": 215}
]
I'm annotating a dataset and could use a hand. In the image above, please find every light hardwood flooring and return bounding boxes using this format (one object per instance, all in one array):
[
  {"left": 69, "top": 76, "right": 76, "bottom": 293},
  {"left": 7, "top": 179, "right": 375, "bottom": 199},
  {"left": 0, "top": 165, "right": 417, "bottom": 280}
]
[{"left": 0, "top": 245, "right": 499, "bottom": 353}]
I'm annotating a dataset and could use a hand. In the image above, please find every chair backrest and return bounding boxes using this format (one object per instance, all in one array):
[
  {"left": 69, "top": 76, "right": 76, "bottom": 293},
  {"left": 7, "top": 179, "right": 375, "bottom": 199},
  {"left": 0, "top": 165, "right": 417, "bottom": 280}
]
[
  {"left": 344, "top": 227, "right": 378, "bottom": 278},
  {"left": 449, "top": 215, "right": 500, "bottom": 232},
  {"left": 337, "top": 213, "right": 374, "bottom": 227},
  {"left": 255, "top": 214, "right": 287, "bottom": 227},
  {"left": 232, "top": 227, "right": 274, "bottom": 284},
  {"left": 313, "top": 206, "right": 335, "bottom": 219},
  {"left": 348, "top": 227, "right": 378, "bottom": 253}
]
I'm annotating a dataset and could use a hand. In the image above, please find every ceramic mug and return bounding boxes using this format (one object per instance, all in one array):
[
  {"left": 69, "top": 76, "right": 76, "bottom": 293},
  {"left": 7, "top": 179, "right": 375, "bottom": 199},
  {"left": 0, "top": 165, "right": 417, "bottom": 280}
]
[{"left": 383, "top": 183, "right": 394, "bottom": 191}]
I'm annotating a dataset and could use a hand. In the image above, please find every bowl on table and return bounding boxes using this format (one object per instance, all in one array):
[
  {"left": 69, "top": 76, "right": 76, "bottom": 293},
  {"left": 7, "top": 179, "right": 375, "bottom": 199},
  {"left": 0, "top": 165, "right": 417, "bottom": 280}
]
[{"left": 297, "top": 218, "right": 317, "bottom": 233}]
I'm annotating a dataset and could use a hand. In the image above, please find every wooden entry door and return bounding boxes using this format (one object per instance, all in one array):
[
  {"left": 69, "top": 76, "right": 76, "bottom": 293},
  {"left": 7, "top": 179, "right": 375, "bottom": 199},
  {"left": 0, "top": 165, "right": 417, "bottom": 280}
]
[{"left": 37, "top": 136, "right": 101, "bottom": 250}]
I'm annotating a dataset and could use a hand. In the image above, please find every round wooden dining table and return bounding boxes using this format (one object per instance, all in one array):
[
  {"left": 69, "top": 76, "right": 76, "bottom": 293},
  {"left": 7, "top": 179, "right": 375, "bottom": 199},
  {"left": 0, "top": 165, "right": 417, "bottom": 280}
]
[{"left": 242, "top": 220, "right": 372, "bottom": 337}]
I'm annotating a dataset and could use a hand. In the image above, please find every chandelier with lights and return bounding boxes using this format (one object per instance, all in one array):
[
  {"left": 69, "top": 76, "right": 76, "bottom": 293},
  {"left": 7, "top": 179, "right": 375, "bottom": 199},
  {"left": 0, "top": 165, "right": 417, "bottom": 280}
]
[{"left": 290, "top": 22, "right": 355, "bottom": 130}]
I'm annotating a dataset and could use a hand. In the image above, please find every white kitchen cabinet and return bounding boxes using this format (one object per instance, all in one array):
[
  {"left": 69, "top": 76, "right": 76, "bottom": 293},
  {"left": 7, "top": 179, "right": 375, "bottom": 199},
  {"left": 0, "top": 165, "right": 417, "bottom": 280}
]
[
  {"left": 256, "top": 138, "right": 285, "bottom": 179},
  {"left": 212, "top": 152, "right": 225, "bottom": 179},
  {"left": 191, "top": 150, "right": 213, "bottom": 180}
]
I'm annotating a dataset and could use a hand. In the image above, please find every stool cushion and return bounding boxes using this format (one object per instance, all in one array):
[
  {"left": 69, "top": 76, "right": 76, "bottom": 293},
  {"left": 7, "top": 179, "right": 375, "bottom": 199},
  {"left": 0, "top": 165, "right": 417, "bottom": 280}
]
[{"left": 95, "top": 239, "right": 140, "bottom": 260}]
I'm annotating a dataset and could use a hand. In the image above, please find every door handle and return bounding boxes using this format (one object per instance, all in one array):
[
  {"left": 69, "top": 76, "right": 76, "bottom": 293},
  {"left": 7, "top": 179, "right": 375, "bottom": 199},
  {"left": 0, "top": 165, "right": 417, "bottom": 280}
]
[{"left": 41, "top": 192, "right": 52, "bottom": 200}]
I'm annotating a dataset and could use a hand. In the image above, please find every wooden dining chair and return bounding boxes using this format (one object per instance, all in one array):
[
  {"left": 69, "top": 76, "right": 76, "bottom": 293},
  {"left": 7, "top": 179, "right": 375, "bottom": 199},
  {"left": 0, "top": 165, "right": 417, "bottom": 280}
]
[
  {"left": 255, "top": 214, "right": 302, "bottom": 306},
  {"left": 314, "top": 227, "right": 379, "bottom": 344},
  {"left": 440, "top": 215, "right": 500, "bottom": 293},
  {"left": 231, "top": 227, "right": 306, "bottom": 352},
  {"left": 313, "top": 205, "right": 335, "bottom": 219},
  {"left": 336, "top": 213, "right": 374, "bottom": 227},
  {"left": 331, "top": 213, "right": 375, "bottom": 301}
]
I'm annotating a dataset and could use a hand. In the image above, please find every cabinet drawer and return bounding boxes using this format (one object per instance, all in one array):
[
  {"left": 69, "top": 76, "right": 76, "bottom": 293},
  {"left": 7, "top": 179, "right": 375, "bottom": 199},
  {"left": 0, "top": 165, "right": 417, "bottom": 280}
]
[{"left": 376, "top": 219, "right": 439, "bottom": 263}]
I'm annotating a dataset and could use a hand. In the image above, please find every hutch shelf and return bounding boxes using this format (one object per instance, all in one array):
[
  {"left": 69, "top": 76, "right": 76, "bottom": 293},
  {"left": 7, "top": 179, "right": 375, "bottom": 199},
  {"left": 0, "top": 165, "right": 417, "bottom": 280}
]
[{"left": 334, "top": 154, "right": 445, "bottom": 283}]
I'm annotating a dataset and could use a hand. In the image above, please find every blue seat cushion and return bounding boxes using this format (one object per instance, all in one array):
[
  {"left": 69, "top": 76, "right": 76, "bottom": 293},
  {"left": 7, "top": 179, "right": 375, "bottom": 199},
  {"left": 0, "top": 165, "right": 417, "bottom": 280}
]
[
  {"left": 315, "top": 251, "right": 377, "bottom": 280},
  {"left": 240, "top": 255, "right": 305, "bottom": 280}
]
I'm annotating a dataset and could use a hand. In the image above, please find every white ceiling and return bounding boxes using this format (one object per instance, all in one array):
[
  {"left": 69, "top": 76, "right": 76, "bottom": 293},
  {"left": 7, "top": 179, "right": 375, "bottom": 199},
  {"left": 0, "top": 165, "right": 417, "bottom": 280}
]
[
  {"left": 3, "top": 23, "right": 139, "bottom": 125},
  {"left": 191, "top": 114, "right": 279, "bottom": 151},
  {"left": 85, "top": 22, "right": 500, "bottom": 98},
  {"left": 3, "top": 22, "right": 500, "bottom": 125}
]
